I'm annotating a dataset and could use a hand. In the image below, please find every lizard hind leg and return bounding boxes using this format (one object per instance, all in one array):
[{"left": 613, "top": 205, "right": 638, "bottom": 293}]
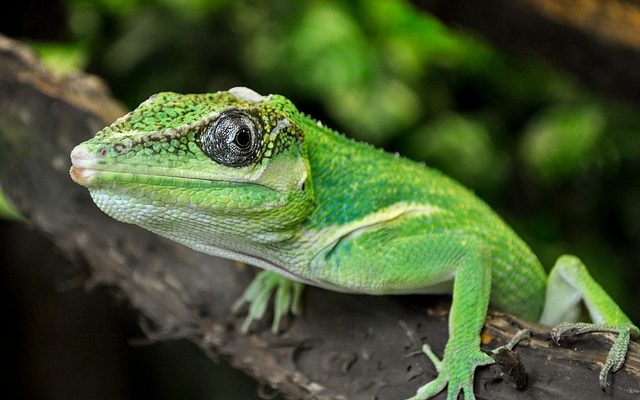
[{"left": 540, "top": 255, "right": 639, "bottom": 389}]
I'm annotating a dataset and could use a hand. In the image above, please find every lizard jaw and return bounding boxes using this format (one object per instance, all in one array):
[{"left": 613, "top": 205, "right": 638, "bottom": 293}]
[
  {"left": 69, "top": 166, "right": 97, "bottom": 186},
  {"left": 69, "top": 144, "right": 98, "bottom": 186}
]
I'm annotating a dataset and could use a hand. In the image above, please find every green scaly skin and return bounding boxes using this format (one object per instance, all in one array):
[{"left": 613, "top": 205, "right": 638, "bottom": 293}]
[{"left": 70, "top": 87, "right": 638, "bottom": 399}]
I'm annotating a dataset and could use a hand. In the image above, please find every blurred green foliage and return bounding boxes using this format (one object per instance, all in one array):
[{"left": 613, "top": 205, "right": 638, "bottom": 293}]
[
  {"left": 519, "top": 104, "right": 605, "bottom": 182},
  {"left": 34, "top": 0, "right": 640, "bottom": 326}
]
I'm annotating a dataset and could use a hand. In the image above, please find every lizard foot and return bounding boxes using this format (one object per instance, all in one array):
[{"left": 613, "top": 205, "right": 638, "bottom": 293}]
[
  {"left": 407, "top": 343, "right": 494, "bottom": 400},
  {"left": 232, "top": 270, "right": 303, "bottom": 333},
  {"left": 551, "top": 322, "right": 639, "bottom": 390}
]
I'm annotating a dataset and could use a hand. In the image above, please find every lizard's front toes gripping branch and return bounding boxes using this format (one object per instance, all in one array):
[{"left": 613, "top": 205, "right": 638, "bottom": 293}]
[
  {"left": 551, "top": 322, "right": 639, "bottom": 390},
  {"left": 232, "top": 271, "right": 303, "bottom": 333},
  {"left": 408, "top": 343, "right": 494, "bottom": 400}
]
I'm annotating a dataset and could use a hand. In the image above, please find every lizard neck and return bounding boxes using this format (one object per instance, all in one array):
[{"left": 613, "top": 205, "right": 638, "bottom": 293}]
[{"left": 301, "top": 117, "right": 445, "bottom": 230}]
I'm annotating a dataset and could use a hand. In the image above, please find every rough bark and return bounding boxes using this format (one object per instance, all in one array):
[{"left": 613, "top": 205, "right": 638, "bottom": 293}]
[
  {"left": 1, "top": 34, "right": 639, "bottom": 400},
  {"left": 411, "top": 0, "right": 640, "bottom": 103}
]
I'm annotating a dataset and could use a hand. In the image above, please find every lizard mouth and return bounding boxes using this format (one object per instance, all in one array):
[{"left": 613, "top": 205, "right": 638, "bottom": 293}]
[
  {"left": 69, "top": 165, "right": 96, "bottom": 186},
  {"left": 69, "top": 144, "right": 276, "bottom": 191},
  {"left": 68, "top": 142, "right": 205, "bottom": 188},
  {"left": 69, "top": 144, "right": 99, "bottom": 186},
  {"left": 69, "top": 165, "right": 242, "bottom": 188}
]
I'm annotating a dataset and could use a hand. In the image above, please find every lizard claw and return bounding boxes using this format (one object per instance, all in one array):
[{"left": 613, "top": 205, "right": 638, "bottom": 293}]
[
  {"left": 549, "top": 322, "right": 638, "bottom": 390},
  {"left": 407, "top": 342, "right": 494, "bottom": 400},
  {"left": 232, "top": 270, "right": 303, "bottom": 333},
  {"left": 550, "top": 322, "right": 593, "bottom": 345}
]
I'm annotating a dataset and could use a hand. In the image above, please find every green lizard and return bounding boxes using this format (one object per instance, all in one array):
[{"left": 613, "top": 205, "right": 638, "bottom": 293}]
[{"left": 69, "top": 87, "right": 638, "bottom": 399}]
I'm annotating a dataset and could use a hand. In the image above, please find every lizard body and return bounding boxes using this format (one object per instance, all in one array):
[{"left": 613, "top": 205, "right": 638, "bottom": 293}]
[{"left": 70, "top": 87, "right": 638, "bottom": 399}]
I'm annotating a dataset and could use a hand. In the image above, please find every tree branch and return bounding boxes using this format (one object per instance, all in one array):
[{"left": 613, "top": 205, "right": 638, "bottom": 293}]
[{"left": 0, "top": 34, "right": 638, "bottom": 400}]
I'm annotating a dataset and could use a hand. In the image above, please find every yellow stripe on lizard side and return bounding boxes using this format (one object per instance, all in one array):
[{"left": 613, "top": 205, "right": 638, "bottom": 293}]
[{"left": 304, "top": 201, "right": 445, "bottom": 253}]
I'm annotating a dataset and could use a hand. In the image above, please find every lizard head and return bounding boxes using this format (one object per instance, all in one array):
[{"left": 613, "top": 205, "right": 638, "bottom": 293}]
[{"left": 70, "top": 87, "right": 314, "bottom": 249}]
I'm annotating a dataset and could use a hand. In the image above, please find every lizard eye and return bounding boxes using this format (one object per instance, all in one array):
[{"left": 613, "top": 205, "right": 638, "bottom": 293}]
[{"left": 199, "top": 111, "right": 262, "bottom": 167}]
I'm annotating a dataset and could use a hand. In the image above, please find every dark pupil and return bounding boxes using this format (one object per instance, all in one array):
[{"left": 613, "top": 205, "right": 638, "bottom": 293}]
[{"left": 234, "top": 126, "right": 251, "bottom": 148}]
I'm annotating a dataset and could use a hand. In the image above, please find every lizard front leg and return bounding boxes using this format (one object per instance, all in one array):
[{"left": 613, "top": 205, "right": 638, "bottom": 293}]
[
  {"left": 407, "top": 237, "right": 494, "bottom": 400},
  {"left": 316, "top": 230, "right": 495, "bottom": 400}
]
